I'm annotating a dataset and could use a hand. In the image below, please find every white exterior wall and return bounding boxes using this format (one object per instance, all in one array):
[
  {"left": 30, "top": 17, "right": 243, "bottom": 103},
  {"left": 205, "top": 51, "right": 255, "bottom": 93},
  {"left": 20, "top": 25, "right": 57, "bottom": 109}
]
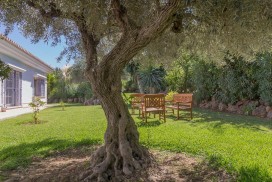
[{"left": 0, "top": 54, "right": 48, "bottom": 106}]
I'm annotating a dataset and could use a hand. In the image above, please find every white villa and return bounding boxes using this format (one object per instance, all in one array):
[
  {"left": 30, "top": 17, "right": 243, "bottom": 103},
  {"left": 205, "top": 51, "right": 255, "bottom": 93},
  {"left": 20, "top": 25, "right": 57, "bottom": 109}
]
[{"left": 0, "top": 35, "right": 53, "bottom": 108}]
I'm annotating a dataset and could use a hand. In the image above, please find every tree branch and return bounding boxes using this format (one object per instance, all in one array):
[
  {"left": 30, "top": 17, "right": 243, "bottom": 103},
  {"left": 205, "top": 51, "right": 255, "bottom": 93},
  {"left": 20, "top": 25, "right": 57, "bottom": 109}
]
[
  {"left": 74, "top": 14, "right": 99, "bottom": 71},
  {"left": 26, "top": 1, "right": 62, "bottom": 18},
  {"left": 155, "top": 0, "right": 161, "bottom": 11},
  {"left": 99, "top": 0, "right": 183, "bottom": 76},
  {"left": 111, "top": 0, "right": 137, "bottom": 32}
]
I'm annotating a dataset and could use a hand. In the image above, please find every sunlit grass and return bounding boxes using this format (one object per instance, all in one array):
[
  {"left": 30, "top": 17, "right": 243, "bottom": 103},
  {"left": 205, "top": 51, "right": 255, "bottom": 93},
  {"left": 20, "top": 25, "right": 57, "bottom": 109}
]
[{"left": 1, "top": 104, "right": 272, "bottom": 181}]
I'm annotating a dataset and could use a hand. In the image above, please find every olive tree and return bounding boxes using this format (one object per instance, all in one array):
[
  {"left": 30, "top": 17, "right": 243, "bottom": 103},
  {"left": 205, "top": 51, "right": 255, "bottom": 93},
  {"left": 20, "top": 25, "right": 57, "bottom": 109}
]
[{"left": 1, "top": 0, "right": 272, "bottom": 181}]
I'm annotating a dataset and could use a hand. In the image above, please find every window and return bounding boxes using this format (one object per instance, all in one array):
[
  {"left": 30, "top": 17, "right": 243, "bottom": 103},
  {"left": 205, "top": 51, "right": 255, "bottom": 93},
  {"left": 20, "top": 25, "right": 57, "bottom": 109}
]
[{"left": 34, "top": 78, "right": 45, "bottom": 97}]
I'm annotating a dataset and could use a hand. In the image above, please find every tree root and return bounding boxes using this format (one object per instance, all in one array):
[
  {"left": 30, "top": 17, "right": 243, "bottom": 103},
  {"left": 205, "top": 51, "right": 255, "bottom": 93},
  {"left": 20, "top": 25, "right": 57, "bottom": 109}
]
[{"left": 80, "top": 144, "right": 151, "bottom": 182}]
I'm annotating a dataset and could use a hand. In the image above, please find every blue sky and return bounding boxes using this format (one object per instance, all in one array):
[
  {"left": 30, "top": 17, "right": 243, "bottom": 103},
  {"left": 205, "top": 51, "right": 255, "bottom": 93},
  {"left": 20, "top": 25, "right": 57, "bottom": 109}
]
[{"left": 0, "top": 26, "right": 73, "bottom": 68}]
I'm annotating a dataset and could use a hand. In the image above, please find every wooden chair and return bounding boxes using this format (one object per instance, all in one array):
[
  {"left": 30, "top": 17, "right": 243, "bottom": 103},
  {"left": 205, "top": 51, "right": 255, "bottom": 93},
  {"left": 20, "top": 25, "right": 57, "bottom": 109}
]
[
  {"left": 130, "top": 93, "right": 145, "bottom": 116},
  {"left": 141, "top": 94, "right": 166, "bottom": 122},
  {"left": 166, "top": 93, "right": 193, "bottom": 120}
]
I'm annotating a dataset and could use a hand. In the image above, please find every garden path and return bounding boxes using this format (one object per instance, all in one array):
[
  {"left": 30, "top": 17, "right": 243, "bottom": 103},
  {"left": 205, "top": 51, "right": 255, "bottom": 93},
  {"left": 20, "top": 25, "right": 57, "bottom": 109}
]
[{"left": 0, "top": 104, "right": 55, "bottom": 121}]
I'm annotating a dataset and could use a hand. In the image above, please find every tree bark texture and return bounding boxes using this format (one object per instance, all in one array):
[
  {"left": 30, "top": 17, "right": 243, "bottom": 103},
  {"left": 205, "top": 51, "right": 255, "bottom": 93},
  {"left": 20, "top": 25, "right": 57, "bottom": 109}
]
[{"left": 78, "top": 1, "right": 182, "bottom": 181}]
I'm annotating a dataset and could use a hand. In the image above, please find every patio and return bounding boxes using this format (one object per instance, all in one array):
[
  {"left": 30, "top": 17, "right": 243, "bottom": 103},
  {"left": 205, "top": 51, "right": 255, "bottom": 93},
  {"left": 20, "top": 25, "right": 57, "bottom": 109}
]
[{"left": 0, "top": 105, "right": 52, "bottom": 120}]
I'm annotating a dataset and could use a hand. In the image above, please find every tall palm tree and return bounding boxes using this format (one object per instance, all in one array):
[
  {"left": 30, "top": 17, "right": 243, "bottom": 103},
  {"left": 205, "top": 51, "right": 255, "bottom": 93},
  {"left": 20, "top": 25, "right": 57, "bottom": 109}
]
[
  {"left": 126, "top": 61, "right": 144, "bottom": 93},
  {"left": 138, "top": 65, "right": 166, "bottom": 93}
]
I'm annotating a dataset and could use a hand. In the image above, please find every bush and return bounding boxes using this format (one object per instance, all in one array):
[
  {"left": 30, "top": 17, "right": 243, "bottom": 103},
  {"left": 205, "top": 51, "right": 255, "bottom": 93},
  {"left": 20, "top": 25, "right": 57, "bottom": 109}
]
[
  {"left": 76, "top": 82, "right": 93, "bottom": 99},
  {"left": 189, "top": 52, "right": 263, "bottom": 105},
  {"left": 255, "top": 52, "right": 272, "bottom": 105},
  {"left": 166, "top": 54, "right": 195, "bottom": 92},
  {"left": 59, "top": 100, "right": 65, "bottom": 111},
  {"left": 166, "top": 66, "right": 186, "bottom": 92},
  {"left": 216, "top": 54, "right": 258, "bottom": 104},
  {"left": 191, "top": 59, "right": 219, "bottom": 104},
  {"left": 124, "top": 80, "right": 138, "bottom": 92},
  {"left": 165, "top": 91, "right": 178, "bottom": 101},
  {"left": 29, "top": 97, "right": 45, "bottom": 124}
]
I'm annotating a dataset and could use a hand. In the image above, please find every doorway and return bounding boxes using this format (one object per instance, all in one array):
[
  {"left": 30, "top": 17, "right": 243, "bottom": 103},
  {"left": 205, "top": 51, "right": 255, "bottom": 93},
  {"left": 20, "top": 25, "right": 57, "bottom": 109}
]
[{"left": 5, "top": 70, "right": 22, "bottom": 107}]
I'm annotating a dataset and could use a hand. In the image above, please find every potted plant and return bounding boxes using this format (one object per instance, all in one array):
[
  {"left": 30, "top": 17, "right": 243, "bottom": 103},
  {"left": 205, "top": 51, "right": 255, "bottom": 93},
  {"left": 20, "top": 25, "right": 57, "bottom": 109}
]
[{"left": 1, "top": 104, "right": 7, "bottom": 112}]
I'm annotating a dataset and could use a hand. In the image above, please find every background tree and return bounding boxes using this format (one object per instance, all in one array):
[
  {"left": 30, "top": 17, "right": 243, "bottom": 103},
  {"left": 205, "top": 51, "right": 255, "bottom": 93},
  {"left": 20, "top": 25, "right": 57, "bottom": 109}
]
[
  {"left": 138, "top": 65, "right": 166, "bottom": 93},
  {"left": 124, "top": 61, "right": 141, "bottom": 92},
  {"left": 48, "top": 60, "right": 93, "bottom": 102},
  {"left": 2, "top": 0, "right": 272, "bottom": 181},
  {"left": 166, "top": 52, "right": 196, "bottom": 92},
  {"left": 0, "top": 59, "right": 11, "bottom": 81}
]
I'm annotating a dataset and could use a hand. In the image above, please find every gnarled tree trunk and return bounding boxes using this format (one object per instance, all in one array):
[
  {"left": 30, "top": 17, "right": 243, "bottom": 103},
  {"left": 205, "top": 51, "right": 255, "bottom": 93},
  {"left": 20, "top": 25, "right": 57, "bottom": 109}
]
[
  {"left": 77, "top": 1, "right": 182, "bottom": 181},
  {"left": 83, "top": 72, "right": 149, "bottom": 181}
]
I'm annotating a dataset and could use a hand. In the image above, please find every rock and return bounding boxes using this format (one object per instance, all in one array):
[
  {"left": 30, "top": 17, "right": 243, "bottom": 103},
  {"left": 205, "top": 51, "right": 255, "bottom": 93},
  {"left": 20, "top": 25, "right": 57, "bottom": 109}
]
[
  {"left": 68, "top": 98, "right": 73, "bottom": 103},
  {"left": 199, "top": 102, "right": 206, "bottom": 108},
  {"left": 267, "top": 111, "right": 272, "bottom": 119},
  {"left": 236, "top": 100, "right": 244, "bottom": 107},
  {"left": 243, "top": 100, "right": 250, "bottom": 105},
  {"left": 266, "top": 106, "right": 271, "bottom": 112},
  {"left": 211, "top": 97, "right": 216, "bottom": 102},
  {"left": 93, "top": 99, "right": 100, "bottom": 105},
  {"left": 84, "top": 99, "right": 94, "bottom": 105},
  {"left": 203, "top": 102, "right": 212, "bottom": 109},
  {"left": 74, "top": 98, "right": 78, "bottom": 103},
  {"left": 259, "top": 100, "right": 265, "bottom": 106},
  {"left": 211, "top": 97, "right": 219, "bottom": 110},
  {"left": 237, "top": 108, "right": 244, "bottom": 115},
  {"left": 252, "top": 105, "right": 267, "bottom": 118},
  {"left": 218, "top": 103, "right": 227, "bottom": 111},
  {"left": 211, "top": 102, "right": 219, "bottom": 110},
  {"left": 199, "top": 101, "right": 207, "bottom": 108},
  {"left": 249, "top": 100, "right": 259, "bottom": 107},
  {"left": 227, "top": 104, "right": 238, "bottom": 113}
]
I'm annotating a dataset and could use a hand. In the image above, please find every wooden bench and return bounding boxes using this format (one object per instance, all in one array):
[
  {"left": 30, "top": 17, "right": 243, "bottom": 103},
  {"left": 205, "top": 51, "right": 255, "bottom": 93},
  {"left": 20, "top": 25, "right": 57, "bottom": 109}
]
[
  {"left": 130, "top": 93, "right": 144, "bottom": 116},
  {"left": 140, "top": 94, "right": 166, "bottom": 122},
  {"left": 166, "top": 93, "right": 193, "bottom": 120}
]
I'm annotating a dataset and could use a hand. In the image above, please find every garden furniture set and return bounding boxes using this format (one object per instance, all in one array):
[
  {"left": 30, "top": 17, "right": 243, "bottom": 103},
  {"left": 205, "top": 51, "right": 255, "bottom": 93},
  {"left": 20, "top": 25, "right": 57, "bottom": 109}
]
[{"left": 130, "top": 93, "right": 193, "bottom": 122}]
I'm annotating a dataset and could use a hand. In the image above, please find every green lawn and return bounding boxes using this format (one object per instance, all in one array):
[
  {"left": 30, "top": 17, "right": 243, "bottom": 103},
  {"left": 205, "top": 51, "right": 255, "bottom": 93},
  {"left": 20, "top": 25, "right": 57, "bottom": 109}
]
[{"left": 1, "top": 104, "right": 272, "bottom": 181}]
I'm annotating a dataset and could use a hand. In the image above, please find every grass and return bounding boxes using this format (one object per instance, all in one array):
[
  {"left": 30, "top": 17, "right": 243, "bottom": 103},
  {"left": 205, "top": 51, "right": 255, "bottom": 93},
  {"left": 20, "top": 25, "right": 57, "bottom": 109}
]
[{"left": 1, "top": 104, "right": 272, "bottom": 181}]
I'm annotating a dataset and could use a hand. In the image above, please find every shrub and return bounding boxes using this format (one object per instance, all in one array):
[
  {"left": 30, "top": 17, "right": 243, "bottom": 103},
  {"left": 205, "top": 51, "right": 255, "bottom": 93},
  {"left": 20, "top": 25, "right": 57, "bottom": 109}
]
[
  {"left": 29, "top": 97, "right": 45, "bottom": 124},
  {"left": 191, "top": 60, "right": 219, "bottom": 104},
  {"left": 166, "top": 54, "right": 195, "bottom": 92},
  {"left": 165, "top": 91, "right": 178, "bottom": 101},
  {"left": 166, "top": 51, "right": 272, "bottom": 106},
  {"left": 76, "top": 82, "right": 93, "bottom": 99},
  {"left": 124, "top": 80, "right": 138, "bottom": 92},
  {"left": 59, "top": 100, "right": 65, "bottom": 111},
  {"left": 166, "top": 65, "right": 185, "bottom": 92},
  {"left": 216, "top": 53, "right": 258, "bottom": 104},
  {"left": 255, "top": 52, "right": 272, "bottom": 105}
]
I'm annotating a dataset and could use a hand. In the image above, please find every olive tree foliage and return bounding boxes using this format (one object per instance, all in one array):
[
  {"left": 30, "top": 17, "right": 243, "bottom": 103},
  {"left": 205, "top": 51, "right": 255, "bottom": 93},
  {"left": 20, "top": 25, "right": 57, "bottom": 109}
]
[{"left": 1, "top": 0, "right": 272, "bottom": 181}]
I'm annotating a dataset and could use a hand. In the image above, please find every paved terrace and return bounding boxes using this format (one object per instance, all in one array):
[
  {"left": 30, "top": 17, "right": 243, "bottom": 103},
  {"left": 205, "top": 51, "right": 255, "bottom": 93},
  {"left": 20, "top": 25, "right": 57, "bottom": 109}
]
[{"left": 0, "top": 104, "right": 54, "bottom": 121}]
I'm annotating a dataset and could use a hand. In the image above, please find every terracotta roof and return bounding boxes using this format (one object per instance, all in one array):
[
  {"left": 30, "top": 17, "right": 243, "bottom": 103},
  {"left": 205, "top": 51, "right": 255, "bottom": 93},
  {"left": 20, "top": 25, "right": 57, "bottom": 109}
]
[{"left": 0, "top": 34, "right": 54, "bottom": 71}]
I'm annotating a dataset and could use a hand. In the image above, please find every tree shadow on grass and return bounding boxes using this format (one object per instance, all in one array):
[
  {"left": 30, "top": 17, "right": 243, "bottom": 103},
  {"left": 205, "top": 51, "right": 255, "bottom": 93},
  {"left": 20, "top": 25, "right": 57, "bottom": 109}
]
[
  {"left": 17, "top": 120, "right": 49, "bottom": 125},
  {"left": 0, "top": 138, "right": 100, "bottom": 171},
  {"left": 207, "top": 153, "right": 272, "bottom": 182},
  {"left": 190, "top": 108, "right": 272, "bottom": 132},
  {"left": 136, "top": 120, "right": 162, "bottom": 127},
  {"left": 48, "top": 103, "right": 84, "bottom": 109},
  {"left": 165, "top": 111, "right": 192, "bottom": 121},
  {"left": 238, "top": 166, "right": 272, "bottom": 182}
]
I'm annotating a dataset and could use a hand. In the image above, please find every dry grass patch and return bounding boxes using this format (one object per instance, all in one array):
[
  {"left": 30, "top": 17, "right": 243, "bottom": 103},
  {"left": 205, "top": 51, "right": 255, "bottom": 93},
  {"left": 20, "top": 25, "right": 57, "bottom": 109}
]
[{"left": 3, "top": 146, "right": 234, "bottom": 182}]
